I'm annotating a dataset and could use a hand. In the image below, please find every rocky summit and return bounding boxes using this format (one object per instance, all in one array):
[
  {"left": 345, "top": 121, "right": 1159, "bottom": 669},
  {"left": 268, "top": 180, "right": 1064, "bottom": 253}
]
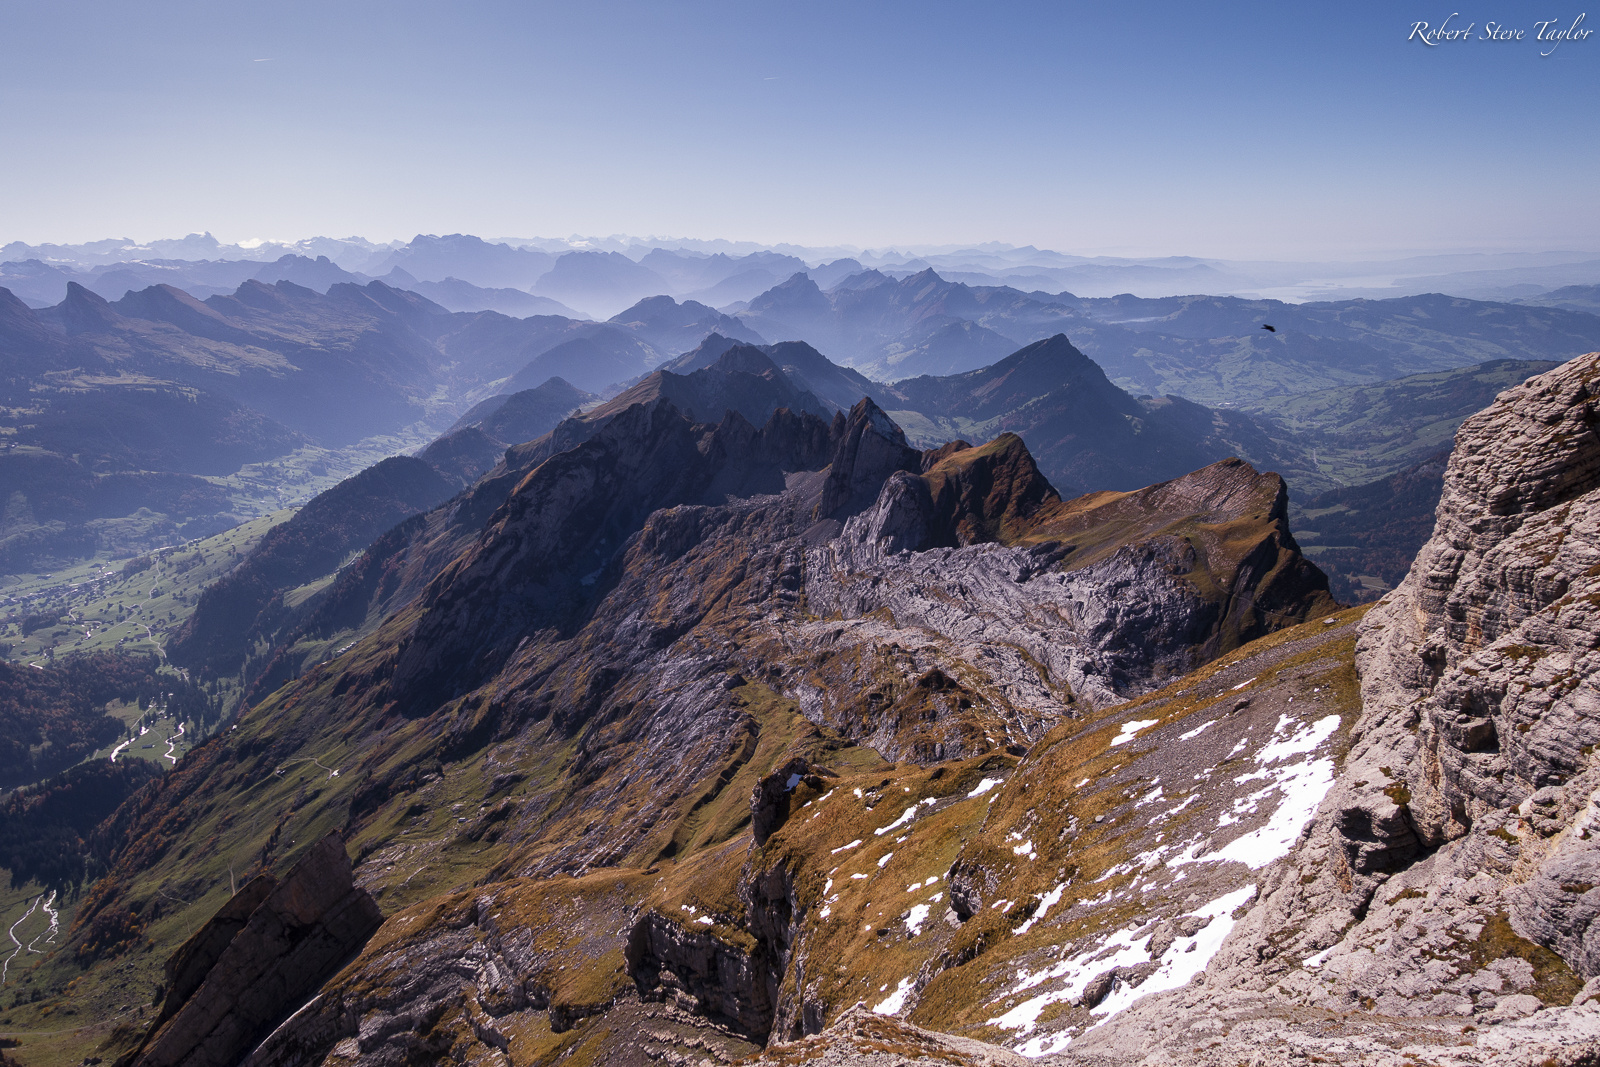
[{"left": 20, "top": 352, "right": 1600, "bottom": 1067}]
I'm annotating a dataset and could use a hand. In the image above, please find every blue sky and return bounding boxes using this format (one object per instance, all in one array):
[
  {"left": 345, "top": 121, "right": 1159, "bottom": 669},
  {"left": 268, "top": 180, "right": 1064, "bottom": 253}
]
[{"left": 0, "top": 0, "right": 1595, "bottom": 257}]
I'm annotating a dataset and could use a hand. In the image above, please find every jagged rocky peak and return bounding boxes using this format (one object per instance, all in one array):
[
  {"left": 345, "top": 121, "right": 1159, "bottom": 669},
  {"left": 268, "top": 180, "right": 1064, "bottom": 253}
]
[
  {"left": 848, "top": 432, "right": 1061, "bottom": 552},
  {"left": 815, "top": 397, "right": 922, "bottom": 520},
  {"left": 62, "top": 368, "right": 1350, "bottom": 1067},
  {"left": 505, "top": 341, "right": 831, "bottom": 472}
]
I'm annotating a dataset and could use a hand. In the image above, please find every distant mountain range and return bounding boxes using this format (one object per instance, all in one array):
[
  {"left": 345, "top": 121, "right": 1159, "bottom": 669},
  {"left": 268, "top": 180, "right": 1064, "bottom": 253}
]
[
  {"left": 6, "top": 232, "right": 1598, "bottom": 313},
  {"left": 2, "top": 244, "right": 1597, "bottom": 606},
  {"left": 735, "top": 269, "right": 1600, "bottom": 402}
]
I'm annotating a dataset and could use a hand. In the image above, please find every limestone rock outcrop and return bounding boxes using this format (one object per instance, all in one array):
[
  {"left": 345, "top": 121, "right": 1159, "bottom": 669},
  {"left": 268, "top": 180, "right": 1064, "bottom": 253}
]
[{"left": 121, "top": 832, "right": 382, "bottom": 1067}]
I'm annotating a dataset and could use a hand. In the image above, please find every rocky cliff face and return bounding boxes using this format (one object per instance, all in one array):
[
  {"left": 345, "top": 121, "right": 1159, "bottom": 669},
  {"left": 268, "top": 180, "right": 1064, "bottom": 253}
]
[{"left": 120, "top": 832, "right": 381, "bottom": 1067}]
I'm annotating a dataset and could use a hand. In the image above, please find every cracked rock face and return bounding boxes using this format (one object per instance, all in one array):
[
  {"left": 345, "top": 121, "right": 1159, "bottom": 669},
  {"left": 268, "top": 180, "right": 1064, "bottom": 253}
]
[
  {"left": 1352, "top": 352, "right": 1600, "bottom": 965},
  {"left": 126, "top": 832, "right": 382, "bottom": 1067}
]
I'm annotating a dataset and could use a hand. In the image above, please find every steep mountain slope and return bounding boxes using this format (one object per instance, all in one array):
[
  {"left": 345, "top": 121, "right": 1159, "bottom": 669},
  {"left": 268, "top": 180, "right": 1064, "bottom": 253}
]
[
  {"left": 639, "top": 248, "right": 810, "bottom": 303},
  {"left": 531, "top": 251, "right": 671, "bottom": 318},
  {"left": 660, "top": 335, "right": 887, "bottom": 415},
  {"left": 738, "top": 269, "right": 1080, "bottom": 374},
  {"left": 867, "top": 317, "right": 1024, "bottom": 379},
  {"left": 105, "top": 280, "right": 448, "bottom": 442},
  {"left": 7, "top": 380, "right": 1337, "bottom": 1066},
  {"left": 501, "top": 328, "right": 662, "bottom": 395},
  {"left": 420, "top": 377, "right": 599, "bottom": 481},
  {"left": 444, "top": 377, "right": 595, "bottom": 442},
  {"left": 1005, "top": 348, "right": 1600, "bottom": 1065},
  {"left": 0, "top": 276, "right": 744, "bottom": 575},
  {"left": 165, "top": 457, "right": 457, "bottom": 681}
]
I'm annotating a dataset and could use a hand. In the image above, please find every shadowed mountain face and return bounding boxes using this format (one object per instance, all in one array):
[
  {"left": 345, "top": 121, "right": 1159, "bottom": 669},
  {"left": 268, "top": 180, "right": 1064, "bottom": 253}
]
[
  {"left": 419, "top": 377, "right": 599, "bottom": 484},
  {"left": 503, "top": 328, "right": 661, "bottom": 394},
  {"left": 532, "top": 250, "right": 672, "bottom": 318},
  {"left": 609, "top": 295, "right": 766, "bottom": 354},
  {"left": 447, "top": 376, "right": 595, "bottom": 442},
  {"left": 165, "top": 457, "right": 457, "bottom": 680}
]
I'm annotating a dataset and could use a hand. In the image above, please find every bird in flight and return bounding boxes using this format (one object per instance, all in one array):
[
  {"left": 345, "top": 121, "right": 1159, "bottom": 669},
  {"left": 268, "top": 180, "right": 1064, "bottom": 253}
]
[{"left": 1261, "top": 324, "right": 1277, "bottom": 332}]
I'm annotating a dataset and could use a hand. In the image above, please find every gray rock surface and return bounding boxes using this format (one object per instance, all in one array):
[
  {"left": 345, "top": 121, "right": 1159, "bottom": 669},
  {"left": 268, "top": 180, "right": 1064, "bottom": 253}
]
[{"left": 126, "top": 832, "right": 382, "bottom": 1067}]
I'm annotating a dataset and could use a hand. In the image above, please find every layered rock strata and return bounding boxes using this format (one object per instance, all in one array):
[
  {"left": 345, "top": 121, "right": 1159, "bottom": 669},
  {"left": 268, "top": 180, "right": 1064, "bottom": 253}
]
[{"left": 121, "top": 832, "right": 382, "bottom": 1067}]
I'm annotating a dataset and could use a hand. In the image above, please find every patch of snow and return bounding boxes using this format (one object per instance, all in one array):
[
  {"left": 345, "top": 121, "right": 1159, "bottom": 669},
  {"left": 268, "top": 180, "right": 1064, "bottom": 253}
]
[
  {"left": 1162, "top": 794, "right": 1200, "bottom": 819},
  {"left": 1253, "top": 713, "right": 1340, "bottom": 764},
  {"left": 875, "top": 798, "right": 935, "bottom": 836},
  {"left": 992, "top": 885, "right": 1256, "bottom": 1054},
  {"left": 878, "top": 853, "right": 893, "bottom": 868},
  {"left": 819, "top": 905, "right": 832, "bottom": 919},
  {"left": 873, "top": 976, "right": 914, "bottom": 1015},
  {"left": 831, "top": 839, "right": 862, "bottom": 854},
  {"left": 1090, "top": 884, "right": 1256, "bottom": 1018},
  {"left": 1303, "top": 947, "right": 1332, "bottom": 969},
  {"left": 1177, "top": 719, "right": 1215, "bottom": 742},
  {"left": 968, "top": 777, "right": 1003, "bottom": 798},
  {"left": 906, "top": 903, "right": 931, "bottom": 936},
  {"left": 1230, "top": 677, "right": 1258, "bottom": 691},
  {"left": 1171, "top": 722, "right": 1339, "bottom": 872},
  {"left": 1013, "top": 840, "right": 1037, "bottom": 859},
  {"left": 696, "top": 915, "right": 714, "bottom": 925},
  {"left": 786, "top": 773, "right": 803, "bottom": 791},
  {"left": 851, "top": 873, "right": 869, "bottom": 880},
  {"left": 1014, "top": 883, "right": 1066, "bottom": 935},
  {"left": 1017, "top": 1031, "right": 1075, "bottom": 1057},
  {"left": 1110, "top": 718, "right": 1159, "bottom": 746}
]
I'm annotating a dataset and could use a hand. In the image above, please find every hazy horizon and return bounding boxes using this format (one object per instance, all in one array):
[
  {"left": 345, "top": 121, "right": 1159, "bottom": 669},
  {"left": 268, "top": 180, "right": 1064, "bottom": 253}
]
[{"left": 2, "top": 1, "right": 1595, "bottom": 258}]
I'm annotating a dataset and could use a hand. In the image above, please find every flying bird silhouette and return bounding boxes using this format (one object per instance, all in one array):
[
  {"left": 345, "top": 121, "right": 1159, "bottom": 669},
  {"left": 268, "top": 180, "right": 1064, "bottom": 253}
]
[{"left": 1261, "top": 324, "right": 1277, "bottom": 332}]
